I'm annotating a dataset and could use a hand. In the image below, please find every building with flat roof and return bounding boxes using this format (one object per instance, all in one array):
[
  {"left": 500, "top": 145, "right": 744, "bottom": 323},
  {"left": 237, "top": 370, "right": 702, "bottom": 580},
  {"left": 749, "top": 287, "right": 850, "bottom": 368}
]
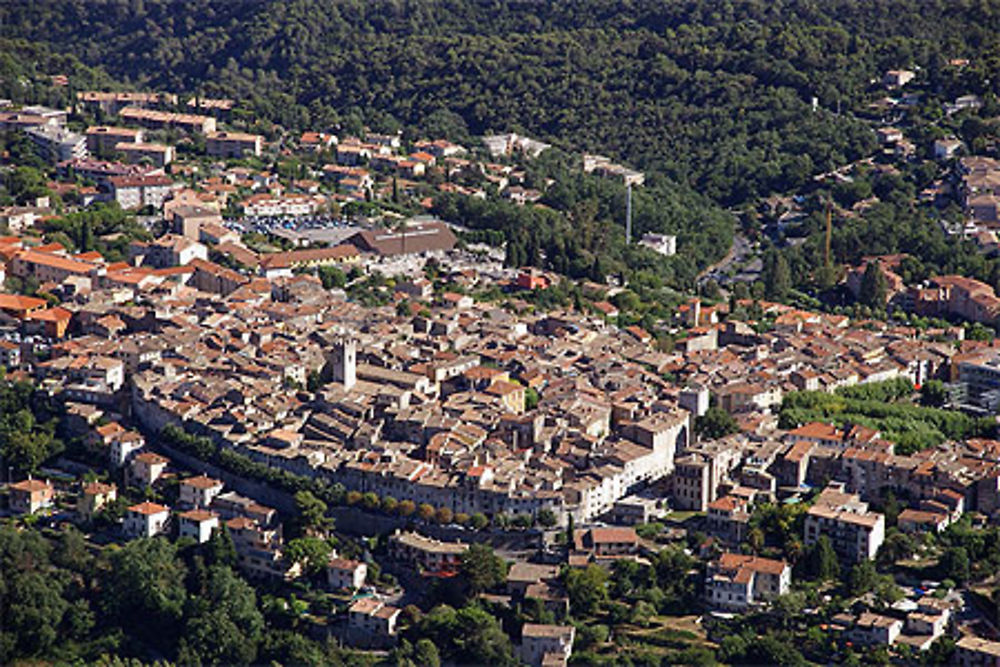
[
  {"left": 25, "top": 125, "right": 88, "bottom": 163},
  {"left": 206, "top": 131, "right": 262, "bottom": 158},
  {"left": 804, "top": 483, "right": 885, "bottom": 563}
]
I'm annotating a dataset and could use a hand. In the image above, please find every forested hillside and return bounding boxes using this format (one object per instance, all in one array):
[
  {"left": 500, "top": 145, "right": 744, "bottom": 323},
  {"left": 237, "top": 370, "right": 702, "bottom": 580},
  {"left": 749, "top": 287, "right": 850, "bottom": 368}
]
[{"left": 10, "top": 0, "right": 1000, "bottom": 206}]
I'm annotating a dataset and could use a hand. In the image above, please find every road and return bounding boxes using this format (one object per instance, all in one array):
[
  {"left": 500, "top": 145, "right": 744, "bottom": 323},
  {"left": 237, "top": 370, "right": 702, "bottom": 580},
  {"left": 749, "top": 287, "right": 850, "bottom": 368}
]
[{"left": 697, "top": 232, "right": 754, "bottom": 286}]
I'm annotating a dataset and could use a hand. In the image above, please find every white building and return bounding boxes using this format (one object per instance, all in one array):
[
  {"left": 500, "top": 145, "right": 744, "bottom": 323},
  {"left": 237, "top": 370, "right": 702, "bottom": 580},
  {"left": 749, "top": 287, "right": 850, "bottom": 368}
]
[
  {"left": 25, "top": 124, "right": 88, "bottom": 163},
  {"left": 520, "top": 624, "right": 575, "bottom": 667},
  {"left": 804, "top": 483, "right": 885, "bottom": 564},
  {"left": 124, "top": 501, "right": 170, "bottom": 538},
  {"left": 639, "top": 232, "right": 677, "bottom": 256},
  {"left": 109, "top": 431, "right": 145, "bottom": 468},
  {"left": 327, "top": 557, "right": 367, "bottom": 592},
  {"left": 705, "top": 553, "right": 791, "bottom": 611},
  {"left": 178, "top": 509, "right": 219, "bottom": 543},
  {"left": 179, "top": 475, "right": 224, "bottom": 508}
]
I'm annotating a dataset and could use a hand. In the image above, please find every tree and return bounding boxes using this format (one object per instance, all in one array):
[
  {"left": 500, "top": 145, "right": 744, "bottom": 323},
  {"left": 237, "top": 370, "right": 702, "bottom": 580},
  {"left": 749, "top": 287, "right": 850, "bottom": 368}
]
[
  {"left": 470, "top": 513, "right": 489, "bottom": 530},
  {"left": 418, "top": 503, "right": 436, "bottom": 521},
  {"left": 939, "top": 546, "right": 971, "bottom": 583},
  {"left": 205, "top": 525, "right": 237, "bottom": 568},
  {"left": 695, "top": 406, "right": 739, "bottom": 440},
  {"left": 362, "top": 491, "right": 380, "bottom": 510},
  {"left": 847, "top": 559, "right": 879, "bottom": 597},
  {"left": 451, "top": 605, "right": 517, "bottom": 666},
  {"left": 294, "top": 490, "right": 332, "bottom": 536},
  {"left": 318, "top": 265, "right": 347, "bottom": 289},
  {"left": 920, "top": 379, "right": 948, "bottom": 407},
  {"left": 104, "top": 538, "right": 187, "bottom": 650},
  {"left": 414, "top": 638, "right": 441, "bottom": 667},
  {"left": 179, "top": 565, "right": 265, "bottom": 665},
  {"left": 566, "top": 564, "right": 608, "bottom": 616},
  {"left": 524, "top": 386, "right": 540, "bottom": 410},
  {"left": 398, "top": 500, "right": 416, "bottom": 517},
  {"left": 381, "top": 495, "right": 398, "bottom": 514},
  {"left": 536, "top": 508, "right": 557, "bottom": 528},
  {"left": 762, "top": 248, "right": 791, "bottom": 300},
  {"left": 460, "top": 544, "right": 506, "bottom": 595},
  {"left": 8, "top": 166, "right": 49, "bottom": 205},
  {"left": 435, "top": 507, "right": 453, "bottom": 524},
  {"left": 807, "top": 535, "right": 840, "bottom": 582},
  {"left": 284, "top": 537, "right": 333, "bottom": 576},
  {"left": 859, "top": 261, "right": 888, "bottom": 308},
  {"left": 877, "top": 529, "right": 916, "bottom": 566}
]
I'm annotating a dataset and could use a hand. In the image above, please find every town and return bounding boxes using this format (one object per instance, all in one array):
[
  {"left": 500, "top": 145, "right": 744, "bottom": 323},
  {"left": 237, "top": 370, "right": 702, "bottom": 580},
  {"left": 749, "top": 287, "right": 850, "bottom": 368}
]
[{"left": 5, "top": 26, "right": 1000, "bottom": 666}]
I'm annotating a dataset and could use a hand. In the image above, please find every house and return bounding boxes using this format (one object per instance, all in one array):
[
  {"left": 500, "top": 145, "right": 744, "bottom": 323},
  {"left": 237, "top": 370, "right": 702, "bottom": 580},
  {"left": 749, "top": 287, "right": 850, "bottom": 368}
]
[
  {"left": 129, "top": 451, "right": 169, "bottom": 487},
  {"left": 348, "top": 597, "right": 400, "bottom": 645},
  {"left": 848, "top": 612, "right": 903, "bottom": 646},
  {"left": 25, "top": 124, "right": 88, "bottom": 163},
  {"left": 898, "top": 508, "right": 951, "bottom": 533},
  {"left": 8, "top": 478, "right": 55, "bottom": 515},
  {"left": 520, "top": 624, "right": 575, "bottom": 667},
  {"left": 178, "top": 509, "right": 220, "bottom": 543},
  {"left": 346, "top": 219, "right": 457, "bottom": 256},
  {"left": 118, "top": 107, "right": 216, "bottom": 134},
  {"left": 124, "top": 501, "right": 170, "bottom": 538},
  {"left": 0, "top": 339, "right": 21, "bottom": 369},
  {"left": 573, "top": 527, "right": 639, "bottom": 558},
  {"left": 108, "top": 430, "right": 144, "bottom": 467},
  {"left": 705, "top": 552, "right": 791, "bottom": 611},
  {"left": 507, "top": 562, "right": 561, "bottom": 597},
  {"left": 115, "top": 141, "right": 174, "bottom": 167},
  {"left": 934, "top": 138, "right": 963, "bottom": 161},
  {"left": 639, "top": 233, "right": 677, "bottom": 256},
  {"left": 179, "top": 475, "right": 224, "bottom": 508},
  {"left": 883, "top": 69, "right": 915, "bottom": 88},
  {"left": 226, "top": 516, "right": 300, "bottom": 580},
  {"left": 132, "top": 234, "right": 208, "bottom": 268},
  {"left": 327, "top": 557, "right": 367, "bottom": 592},
  {"left": 77, "top": 481, "right": 117, "bottom": 521},
  {"left": 388, "top": 530, "right": 468, "bottom": 575},
  {"left": 955, "top": 635, "right": 1000, "bottom": 666}
]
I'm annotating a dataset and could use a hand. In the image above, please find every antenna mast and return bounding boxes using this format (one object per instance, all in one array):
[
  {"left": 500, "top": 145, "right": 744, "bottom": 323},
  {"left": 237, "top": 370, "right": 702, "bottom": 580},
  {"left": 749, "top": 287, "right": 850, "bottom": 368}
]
[
  {"left": 626, "top": 182, "right": 633, "bottom": 244},
  {"left": 825, "top": 198, "right": 832, "bottom": 267}
]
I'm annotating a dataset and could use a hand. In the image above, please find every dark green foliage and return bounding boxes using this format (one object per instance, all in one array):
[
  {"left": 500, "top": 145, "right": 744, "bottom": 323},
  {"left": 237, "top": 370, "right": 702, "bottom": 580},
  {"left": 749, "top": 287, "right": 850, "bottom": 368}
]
[
  {"left": 317, "top": 265, "right": 347, "bottom": 289},
  {"left": 781, "top": 381, "right": 993, "bottom": 454},
  {"left": 858, "top": 261, "right": 888, "bottom": 308},
  {"left": 805, "top": 535, "right": 840, "bottom": 582},
  {"left": 412, "top": 603, "right": 518, "bottom": 666},
  {"left": 460, "top": 543, "right": 507, "bottom": 596},
  {"left": 694, "top": 406, "right": 739, "bottom": 440},
  {"left": 938, "top": 546, "right": 971, "bottom": 584},
  {"left": 762, "top": 248, "right": 792, "bottom": 300},
  {"left": 178, "top": 566, "right": 265, "bottom": 665},
  {"left": 39, "top": 203, "right": 151, "bottom": 263},
  {"left": 565, "top": 564, "right": 609, "bottom": 616},
  {"left": 103, "top": 539, "right": 188, "bottom": 650},
  {"left": 0, "top": 379, "right": 62, "bottom": 474}
]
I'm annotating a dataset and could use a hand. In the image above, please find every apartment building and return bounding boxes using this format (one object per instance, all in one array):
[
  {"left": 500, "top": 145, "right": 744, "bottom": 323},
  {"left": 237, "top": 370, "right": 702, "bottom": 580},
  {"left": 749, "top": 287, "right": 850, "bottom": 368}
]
[
  {"left": 804, "top": 483, "right": 885, "bottom": 563},
  {"left": 206, "top": 131, "right": 262, "bottom": 158},
  {"left": 86, "top": 126, "right": 144, "bottom": 155}
]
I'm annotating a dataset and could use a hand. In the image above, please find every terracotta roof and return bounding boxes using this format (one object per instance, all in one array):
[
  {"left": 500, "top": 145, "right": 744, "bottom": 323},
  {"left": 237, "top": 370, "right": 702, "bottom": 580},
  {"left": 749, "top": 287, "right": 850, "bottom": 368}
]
[{"left": 128, "top": 501, "right": 169, "bottom": 515}]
